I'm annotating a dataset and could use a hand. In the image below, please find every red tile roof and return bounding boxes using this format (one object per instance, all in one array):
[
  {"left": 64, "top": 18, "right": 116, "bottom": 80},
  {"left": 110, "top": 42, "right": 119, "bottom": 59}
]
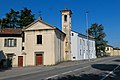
[{"left": 0, "top": 28, "right": 22, "bottom": 34}]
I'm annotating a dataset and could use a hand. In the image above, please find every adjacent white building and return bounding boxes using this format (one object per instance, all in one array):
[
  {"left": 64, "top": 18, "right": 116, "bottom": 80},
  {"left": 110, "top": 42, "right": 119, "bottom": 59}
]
[{"left": 71, "top": 31, "right": 96, "bottom": 60}]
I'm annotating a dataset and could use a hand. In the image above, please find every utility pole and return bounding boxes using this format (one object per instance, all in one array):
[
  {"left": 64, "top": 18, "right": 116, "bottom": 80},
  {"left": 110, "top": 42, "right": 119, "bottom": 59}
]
[{"left": 86, "top": 11, "right": 90, "bottom": 61}]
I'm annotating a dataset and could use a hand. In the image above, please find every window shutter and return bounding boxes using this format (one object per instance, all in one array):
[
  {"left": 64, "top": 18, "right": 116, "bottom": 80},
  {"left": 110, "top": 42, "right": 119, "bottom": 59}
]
[
  {"left": 14, "top": 39, "right": 17, "bottom": 47},
  {"left": 4, "top": 39, "right": 7, "bottom": 47}
]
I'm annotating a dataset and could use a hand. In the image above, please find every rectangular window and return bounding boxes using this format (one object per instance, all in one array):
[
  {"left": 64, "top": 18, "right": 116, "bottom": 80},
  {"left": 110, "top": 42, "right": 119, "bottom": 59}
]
[
  {"left": 83, "top": 40, "right": 85, "bottom": 45},
  {"left": 22, "top": 46, "right": 24, "bottom": 50},
  {"left": 72, "top": 33, "right": 74, "bottom": 36},
  {"left": 65, "top": 42, "right": 68, "bottom": 47},
  {"left": 107, "top": 47, "right": 109, "bottom": 51},
  {"left": 37, "top": 35, "right": 42, "bottom": 44},
  {"left": 4, "top": 38, "right": 17, "bottom": 47},
  {"left": 80, "top": 39, "right": 82, "bottom": 45},
  {"left": 80, "top": 50, "right": 81, "bottom": 55},
  {"left": 73, "top": 57, "right": 76, "bottom": 59}
]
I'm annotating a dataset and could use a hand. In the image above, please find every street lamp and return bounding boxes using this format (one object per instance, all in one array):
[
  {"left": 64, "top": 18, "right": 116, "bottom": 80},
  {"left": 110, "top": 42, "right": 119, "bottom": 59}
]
[{"left": 86, "top": 11, "right": 90, "bottom": 61}]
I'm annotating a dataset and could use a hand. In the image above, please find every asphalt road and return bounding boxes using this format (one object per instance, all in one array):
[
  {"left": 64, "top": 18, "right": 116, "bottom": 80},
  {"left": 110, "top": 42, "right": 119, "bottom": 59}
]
[{"left": 1, "top": 56, "right": 120, "bottom": 80}]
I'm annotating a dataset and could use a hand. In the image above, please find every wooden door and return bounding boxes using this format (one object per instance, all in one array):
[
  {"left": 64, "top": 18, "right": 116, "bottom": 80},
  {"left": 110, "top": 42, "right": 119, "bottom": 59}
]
[
  {"left": 7, "top": 54, "right": 13, "bottom": 67},
  {"left": 18, "top": 56, "right": 23, "bottom": 67},
  {"left": 36, "top": 54, "right": 42, "bottom": 65}
]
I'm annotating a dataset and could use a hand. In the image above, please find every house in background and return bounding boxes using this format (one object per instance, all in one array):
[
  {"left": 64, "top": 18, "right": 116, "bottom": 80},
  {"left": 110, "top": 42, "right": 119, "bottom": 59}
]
[
  {"left": 0, "top": 28, "right": 23, "bottom": 67},
  {"left": 71, "top": 31, "right": 96, "bottom": 60},
  {"left": 105, "top": 45, "right": 120, "bottom": 56},
  {"left": 105, "top": 45, "right": 114, "bottom": 56},
  {"left": 113, "top": 48, "right": 120, "bottom": 56}
]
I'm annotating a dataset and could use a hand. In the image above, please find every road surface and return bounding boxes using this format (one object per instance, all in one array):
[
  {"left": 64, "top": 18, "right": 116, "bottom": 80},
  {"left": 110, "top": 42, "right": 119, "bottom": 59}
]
[{"left": 0, "top": 56, "right": 120, "bottom": 80}]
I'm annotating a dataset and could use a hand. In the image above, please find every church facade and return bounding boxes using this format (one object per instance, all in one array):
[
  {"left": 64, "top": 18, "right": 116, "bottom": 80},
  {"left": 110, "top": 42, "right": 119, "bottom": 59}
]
[{"left": 23, "top": 18, "right": 65, "bottom": 66}]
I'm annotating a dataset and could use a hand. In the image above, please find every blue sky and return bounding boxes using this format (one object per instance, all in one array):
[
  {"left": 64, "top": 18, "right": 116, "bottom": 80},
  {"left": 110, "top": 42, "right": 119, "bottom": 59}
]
[{"left": 0, "top": 0, "right": 120, "bottom": 47}]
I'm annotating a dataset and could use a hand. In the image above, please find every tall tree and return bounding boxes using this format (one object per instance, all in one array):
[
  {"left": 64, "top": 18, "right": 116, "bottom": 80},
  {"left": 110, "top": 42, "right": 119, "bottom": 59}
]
[
  {"left": 5, "top": 9, "right": 19, "bottom": 28},
  {"left": 0, "top": 8, "right": 35, "bottom": 28},
  {"left": 0, "top": 18, "right": 8, "bottom": 28},
  {"left": 0, "top": 9, "right": 19, "bottom": 28},
  {"left": 88, "top": 23, "right": 107, "bottom": 57},
  {"left": 18, "top": 7, "right": 35, "bottom": 28}
]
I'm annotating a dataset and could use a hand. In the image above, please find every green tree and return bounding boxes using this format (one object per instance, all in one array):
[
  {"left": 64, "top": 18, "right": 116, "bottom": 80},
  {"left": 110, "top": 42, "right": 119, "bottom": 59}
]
[
  {"left": 18, "top": 7, "right": 35, "bottom": 28},
  {"left": 0, "top": 18, "right": 8, "bottom": 28},
  {"left": 5, "top": 9, "right": 19, "bottom": 28},
  {"left": 0, "top": 8, "right": 35, "bottom": 28},
  {"left": 88, "top": 23, "right": 107, "bottom": 57},
  {"left": 0, "top": 9, "right": 19, "bottom": 28}
]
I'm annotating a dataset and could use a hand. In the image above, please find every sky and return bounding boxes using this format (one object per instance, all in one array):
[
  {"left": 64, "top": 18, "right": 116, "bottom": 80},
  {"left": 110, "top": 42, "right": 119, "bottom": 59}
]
[{"left": 0, "top": 0, "right": 120, "bottom": 48}]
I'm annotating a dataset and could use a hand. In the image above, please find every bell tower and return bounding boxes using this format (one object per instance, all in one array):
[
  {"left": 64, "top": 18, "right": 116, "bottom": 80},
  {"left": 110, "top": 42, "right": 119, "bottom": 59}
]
[{"left": 60, "top": 9, "right": 72, "bottom": 60}]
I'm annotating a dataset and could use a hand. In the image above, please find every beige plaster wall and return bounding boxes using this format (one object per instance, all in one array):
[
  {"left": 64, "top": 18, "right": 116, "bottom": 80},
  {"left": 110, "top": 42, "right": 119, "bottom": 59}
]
[
  {"left": 0, "top": 37, "right": 22, "bottom": 67},
  {"left": 54, "top": 30, "right": 65, "bottom": 64},
  {"left": 24, "top": 30, "right": 57, "bottom": 66}
]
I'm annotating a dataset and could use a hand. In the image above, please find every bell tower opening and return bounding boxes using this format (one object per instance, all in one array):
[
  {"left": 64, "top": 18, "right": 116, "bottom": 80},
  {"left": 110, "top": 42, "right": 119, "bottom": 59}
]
[{"left": 64, "top": 15, "right": 67, "bottom": 22}]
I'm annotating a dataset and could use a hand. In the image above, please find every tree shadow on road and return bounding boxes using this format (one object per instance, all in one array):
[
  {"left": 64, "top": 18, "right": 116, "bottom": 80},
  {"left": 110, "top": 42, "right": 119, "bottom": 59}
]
[
  {"left": 113, "top": 59, "right": 120, "bottom": 62},
  {"left": 48, "top": 64, "right": 120, "bottom": 80},
  {"left": 91, "top": 64, "right": 118, "bottom": 71},
  {"left": 48, "top": 74, "right": 102, "bottom": 80}
]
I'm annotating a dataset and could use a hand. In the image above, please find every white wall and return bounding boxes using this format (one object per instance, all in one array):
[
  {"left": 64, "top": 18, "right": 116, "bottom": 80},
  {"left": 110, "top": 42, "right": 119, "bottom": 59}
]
[
  {"left": 71, "top": 32, "right": 78, "bottom": 60},
  {"left": 71, "top": 31, "right": 96, "bottom": 61},
  {"left": 88, "top": 40, "right": 96, "bottom": 59}
]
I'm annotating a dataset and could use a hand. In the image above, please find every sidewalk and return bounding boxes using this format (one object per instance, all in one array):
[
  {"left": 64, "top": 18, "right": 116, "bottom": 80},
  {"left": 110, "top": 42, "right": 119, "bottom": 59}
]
[{"left": 0, "top": 57, "right": 113, "bottom": 79}]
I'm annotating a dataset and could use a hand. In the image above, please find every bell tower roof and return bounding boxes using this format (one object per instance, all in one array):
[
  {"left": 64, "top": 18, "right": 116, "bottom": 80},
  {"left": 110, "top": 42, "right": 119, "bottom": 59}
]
[{"left": 60, "top": 9, "right": 72, "bottom": 15}]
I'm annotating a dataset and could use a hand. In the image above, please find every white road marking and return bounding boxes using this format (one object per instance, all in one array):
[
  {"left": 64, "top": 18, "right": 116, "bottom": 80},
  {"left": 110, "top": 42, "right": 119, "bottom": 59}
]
[
  {"left": 62, "top": 71, "right": 73, "bottom": 74},
  {"left": 46, "top": 74, "right": 59, "bottom": 79},
  {"left": 100, "top": 64, "right": 120, "bottom": 80},
  {"left": 73, "top": 68, "right": 81, "bottom": 71},
  {"left": 73, "top": 66, "right": 89, "bottom": 71}
]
